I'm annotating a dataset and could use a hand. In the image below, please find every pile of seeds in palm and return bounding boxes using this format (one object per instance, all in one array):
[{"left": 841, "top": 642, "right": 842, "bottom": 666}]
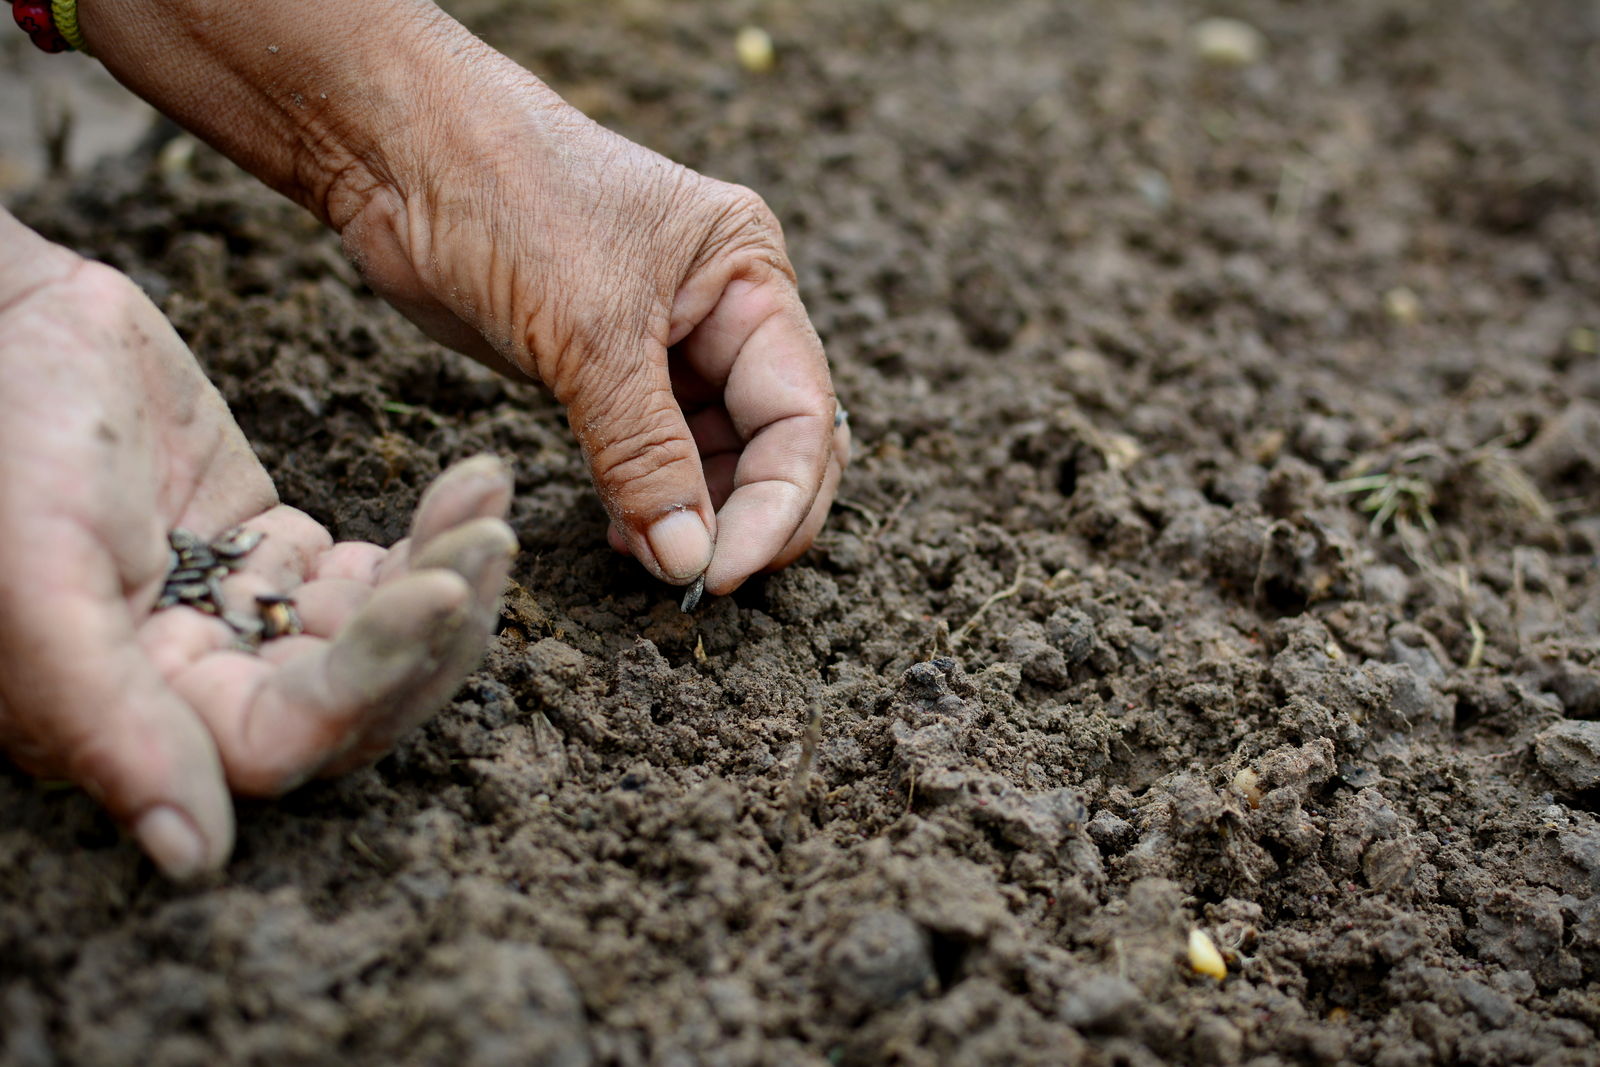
[{"left": 158, "top": 527, "right": 301, "bottom": 646}]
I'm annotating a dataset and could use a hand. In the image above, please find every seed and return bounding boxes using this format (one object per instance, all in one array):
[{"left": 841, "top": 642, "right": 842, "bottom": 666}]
[
  {"left": 212, "top": 527, "right": 264, "bottom": 558},
  {"left": 181, "top": 547, "right": 217, "bottom": 571},
  {"left": 1383, "top": 287, "right": 1421, "bottom": 325},
  {"left": 680, "top": 575, "right": 706, "bottom": 614},
  {"left": 735, "top": 26, "right": 775, "bottom": 74},
  {"left": 169, "top": 529, "right": 204, "bottom": 553},
  {"left": 1192, "top": 17, "right": 1265, "bottom": 67},
  {"left": 1188, "top": 929, "right": 1227, "bottom": 980},
  {"left": 257, "top": 594, "right": 303, "bottom": 640},
  {"left": 1231, "top": 767, "right": 1263, "bottom": 809}
]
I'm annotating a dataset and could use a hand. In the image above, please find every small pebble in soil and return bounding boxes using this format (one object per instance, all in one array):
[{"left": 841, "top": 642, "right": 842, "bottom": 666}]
[
  {"left": 826, "top": 910, "right": 935, "bottom": 1009},
  {"left": 1058, "top": 974, "right": 1143, "bottom": 1033},
  {"left": 1533, "top": 720, "right": 1600, "bottom": 793},
  {"left": 1086, "top": 809, "right": 1136, "bottom": 851}
]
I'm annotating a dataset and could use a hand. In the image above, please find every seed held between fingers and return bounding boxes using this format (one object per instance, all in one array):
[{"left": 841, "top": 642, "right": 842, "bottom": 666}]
[{"left": 680, "top": 574, "right": 706, "bottom": 613}]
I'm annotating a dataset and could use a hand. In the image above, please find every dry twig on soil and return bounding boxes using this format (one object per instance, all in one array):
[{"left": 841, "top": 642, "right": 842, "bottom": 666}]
[{"left": 951, "top": 565, "right": 1026, "bottom": 649}]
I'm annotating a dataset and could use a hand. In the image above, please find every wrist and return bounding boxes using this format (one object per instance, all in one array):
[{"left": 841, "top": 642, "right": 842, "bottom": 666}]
[{"left": 75, "top": 0, "right": 502, "bottom": 229}]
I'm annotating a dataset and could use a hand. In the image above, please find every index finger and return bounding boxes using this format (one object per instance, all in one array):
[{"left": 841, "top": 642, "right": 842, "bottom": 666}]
[{"left": 675, "top": 277, "right": 836, "bottom": 594}]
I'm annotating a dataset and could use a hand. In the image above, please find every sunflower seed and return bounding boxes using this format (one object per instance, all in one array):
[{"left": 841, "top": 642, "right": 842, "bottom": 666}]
[
  {"left": 213, "top": 527, "right": 265, "bottom": 558},
  {"left": 680, "top": 575, "right": 706, "bottom": 614},
  {"left": 169, "top": 528, "right": 204, "bottom": 554},
  {"left": 257, "top": 594, "right": 303, "bottom": 640}
]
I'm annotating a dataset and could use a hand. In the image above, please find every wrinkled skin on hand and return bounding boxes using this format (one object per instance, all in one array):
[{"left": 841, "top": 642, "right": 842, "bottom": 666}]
[
  {"left": 336, "top": 94, "right": 853, "bottom": 595},
  {"left": 0, "top": 216, "right": 517, "bottom": 879},
  {"left": 80, "top": 0, "right": 851, "bottom": 597}
]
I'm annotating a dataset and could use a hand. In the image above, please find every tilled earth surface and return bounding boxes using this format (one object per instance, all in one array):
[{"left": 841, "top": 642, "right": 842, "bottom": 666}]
[{"left": 3, "top": 1, "right": 1599, "bottom": 1064}]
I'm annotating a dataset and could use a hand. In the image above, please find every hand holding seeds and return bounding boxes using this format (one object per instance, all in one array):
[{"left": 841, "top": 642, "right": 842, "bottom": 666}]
[{"left": 0, "top": 213, "right": 517, "bottom": 880}]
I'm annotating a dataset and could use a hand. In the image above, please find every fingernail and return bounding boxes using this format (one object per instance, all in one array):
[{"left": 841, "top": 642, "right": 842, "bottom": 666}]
[
  {"left": 647, "top": 511, "right": 712, "bottom": 582},
  {"left": 134, "top": 805, "right": 207, "bottom": 881}
]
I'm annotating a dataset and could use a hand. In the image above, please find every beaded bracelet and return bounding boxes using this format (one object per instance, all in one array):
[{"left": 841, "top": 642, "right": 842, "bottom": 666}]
[{"left": 11, "top": 0, "right": 89, "bottom": 55}]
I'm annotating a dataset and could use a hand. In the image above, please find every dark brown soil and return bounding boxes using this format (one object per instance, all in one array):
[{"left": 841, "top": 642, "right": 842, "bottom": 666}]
[{"left": 4, "top": 1, "right": 1600, "bottom": 1064}]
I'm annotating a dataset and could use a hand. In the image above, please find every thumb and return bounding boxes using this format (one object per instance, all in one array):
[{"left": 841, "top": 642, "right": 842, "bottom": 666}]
[{"left": 558, "top": 347, "right": 715, "bottom": 584}]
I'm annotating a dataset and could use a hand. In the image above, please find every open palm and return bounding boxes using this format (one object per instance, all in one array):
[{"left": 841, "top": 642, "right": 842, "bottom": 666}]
[{"left": 0, "top": 228, "right": 515, "bottom": 879}]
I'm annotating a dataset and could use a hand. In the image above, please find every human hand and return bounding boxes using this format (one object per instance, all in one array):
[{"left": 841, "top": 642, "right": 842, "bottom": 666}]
[
  {"left": 80, "top": 0, "right": 850, "bottom": 597},
  {"left": 337, "top": 98, "right": 852, "bottom": 598},
  {"left": 0, "top": 213, "right": 517, "bottom": 878}
]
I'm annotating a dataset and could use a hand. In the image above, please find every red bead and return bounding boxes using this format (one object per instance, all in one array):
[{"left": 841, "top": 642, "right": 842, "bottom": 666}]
[{"left": 12, "top": 1, "right": 70, "bottom": 53}]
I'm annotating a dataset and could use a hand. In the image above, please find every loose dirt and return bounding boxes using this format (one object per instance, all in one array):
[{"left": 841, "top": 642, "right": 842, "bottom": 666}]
[{"left": 3, "top": 1, "right": 1598, "bottom": 1064}]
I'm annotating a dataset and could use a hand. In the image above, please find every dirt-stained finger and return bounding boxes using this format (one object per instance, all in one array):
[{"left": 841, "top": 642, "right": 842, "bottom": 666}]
[
  {"left": 383, "top": 454, "right": 514, "bottom": 584},
  {"left": 409, "top": 516, "right": 518, "bottom": 613},
  {"left": 768, "top": 434, "right": 848, "bottom": 572},
  {"left": 173, "top": 569, "right": 479, "bottom": 796},
  {"left": 673, "top": 277, "right": 835, "bottom": 593}
]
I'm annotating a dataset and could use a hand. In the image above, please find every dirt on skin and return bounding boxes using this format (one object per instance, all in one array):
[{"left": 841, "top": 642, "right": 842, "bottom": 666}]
[{"left": 3, "top": 0, "right": 1600, "bottom": 1063}]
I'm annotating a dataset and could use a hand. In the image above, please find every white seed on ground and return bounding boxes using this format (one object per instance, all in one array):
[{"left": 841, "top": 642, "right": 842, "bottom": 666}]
[
  {"left": 1188, "top": 928, "right": 1227, "bottom": 979},
  {"left": 1192, "top": 17, "right": 1266, "bottom": 68},
  {"left": 156, "top": 136, "right": 198, "bottom": 180},
  {"left": 1384, "top": 287, "right": 1422, "bottom": 324},
  {"left": 736, "top": 26, "right": 776, "bottom": 73},
  {"left": 1231, "top": 767, "right": 1263, "bottom": 809}
]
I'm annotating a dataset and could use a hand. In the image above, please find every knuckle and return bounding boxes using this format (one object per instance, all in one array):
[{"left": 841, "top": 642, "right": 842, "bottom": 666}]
[
  {"left": 692, "top": 181, "right": 793, "bottom": 276},
  {"left": 719, "top": 183, "right": 780, "bottom": 233},
  {"left": 63, "top": 730, "right": 164, "bottom": 818}
]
